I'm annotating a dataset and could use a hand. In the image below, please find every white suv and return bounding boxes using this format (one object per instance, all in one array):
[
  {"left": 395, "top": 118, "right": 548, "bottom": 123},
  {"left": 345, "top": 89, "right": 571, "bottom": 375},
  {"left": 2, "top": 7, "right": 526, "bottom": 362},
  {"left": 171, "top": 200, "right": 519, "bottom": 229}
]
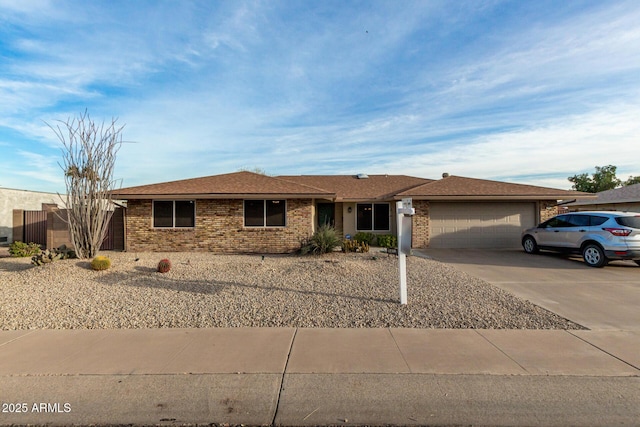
[{"left": 521, "top": 211, "right": 640, "bottom": 267}]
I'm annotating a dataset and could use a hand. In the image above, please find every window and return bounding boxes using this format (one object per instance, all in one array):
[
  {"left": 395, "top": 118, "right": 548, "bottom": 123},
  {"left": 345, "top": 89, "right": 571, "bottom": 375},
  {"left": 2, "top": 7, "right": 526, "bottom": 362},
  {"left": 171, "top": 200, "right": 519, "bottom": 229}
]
[
  {"left": 244, "top": 200, "right": 265, "bottom": 227},
  {"left": 357, "top": 203, "right": 390, "bottom": 231},
  {"left": 357, "top": 204, "right": 373, "bottom": 230},
  {"left": 589, "top": 215, "right": 609, "bottom": 226},
  {"left": 373, "top": 204, "right": 390, "bottom": 231},
  {"left": 615, "top": 215, "right": 640, "bottom": 228},
  {"left": 174, "top": 201, "right": 195, "bottom": 227},
  {"left": 244, "top": 200, "right": 286, "bottom": 227},
  {"left": 266, "top": 200, "right": 286, "bottom": 226},
  {"left": 153, "top": 200, "right": 195, "bottom": 228},
  {"left": 542, "top": 215, "right": 572, "bottom": 228},
  {"left": 566, "top": 214, "right": 590, "bottom": 227},
  {"left": 153, "top": 201, "right": 173, "bottom": 227}
]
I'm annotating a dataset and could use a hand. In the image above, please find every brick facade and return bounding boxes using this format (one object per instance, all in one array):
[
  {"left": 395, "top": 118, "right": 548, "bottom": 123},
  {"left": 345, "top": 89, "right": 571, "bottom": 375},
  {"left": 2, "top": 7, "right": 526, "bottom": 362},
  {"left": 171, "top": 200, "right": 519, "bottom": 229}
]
[
  {"left": 126, "top": 198, "right": 559, "bottom": 253},
  {"left": 126, "top": 199, "right": 313, "bottom": 253},
  {"left": 539, "top": 200, "right": 559, "bottom": 223},
  {"left": 411, "top": 200, "right": 430, "bottom": 249}
]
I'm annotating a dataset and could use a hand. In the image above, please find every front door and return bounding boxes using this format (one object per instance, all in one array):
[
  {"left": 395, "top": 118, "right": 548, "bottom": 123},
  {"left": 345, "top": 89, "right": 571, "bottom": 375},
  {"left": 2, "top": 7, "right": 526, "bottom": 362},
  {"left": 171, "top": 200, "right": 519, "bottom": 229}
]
[{"left": 317, "top": 203, "right": 335, "bottom": 227}]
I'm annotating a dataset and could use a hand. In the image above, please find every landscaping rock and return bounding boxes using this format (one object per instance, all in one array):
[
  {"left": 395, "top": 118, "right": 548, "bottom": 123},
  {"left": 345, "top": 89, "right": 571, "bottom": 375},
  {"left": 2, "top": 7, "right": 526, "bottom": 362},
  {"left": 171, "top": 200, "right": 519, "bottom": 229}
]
[{"left": 0, "top": 251, "right": 583, "bottom": 330}]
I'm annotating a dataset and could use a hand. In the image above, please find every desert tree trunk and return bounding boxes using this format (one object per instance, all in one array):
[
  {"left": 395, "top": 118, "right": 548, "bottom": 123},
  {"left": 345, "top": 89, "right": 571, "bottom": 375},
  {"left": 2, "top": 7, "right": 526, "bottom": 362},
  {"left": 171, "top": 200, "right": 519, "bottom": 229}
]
[{"left": 49, "top": 111, "right": 124, "bottom": 259}]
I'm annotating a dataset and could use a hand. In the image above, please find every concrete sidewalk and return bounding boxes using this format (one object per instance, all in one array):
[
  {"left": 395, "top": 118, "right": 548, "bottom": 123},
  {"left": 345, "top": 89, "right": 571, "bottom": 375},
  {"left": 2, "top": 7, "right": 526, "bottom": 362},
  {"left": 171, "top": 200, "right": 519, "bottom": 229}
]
[{"left": 1, "top": 328, "right": 639, "bottom": 426}]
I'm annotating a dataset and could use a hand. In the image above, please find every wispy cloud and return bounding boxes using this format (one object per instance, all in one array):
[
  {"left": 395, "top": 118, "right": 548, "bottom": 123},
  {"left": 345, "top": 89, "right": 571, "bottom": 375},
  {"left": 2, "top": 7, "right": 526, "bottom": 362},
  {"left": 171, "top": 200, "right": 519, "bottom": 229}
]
[{"left": 1, "top": 0, "right": 639, "bottom": 192}]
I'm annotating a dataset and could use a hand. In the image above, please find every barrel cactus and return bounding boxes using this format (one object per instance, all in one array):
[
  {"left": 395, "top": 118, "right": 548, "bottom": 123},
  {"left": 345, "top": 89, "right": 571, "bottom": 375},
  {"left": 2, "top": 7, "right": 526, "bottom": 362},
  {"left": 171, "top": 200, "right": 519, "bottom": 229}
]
[
  {"left": 90, "top": 256, "right": 111, "bottom": 271},
  {"left": 157, "top": 258, "right": 171, "bottom": 273}
]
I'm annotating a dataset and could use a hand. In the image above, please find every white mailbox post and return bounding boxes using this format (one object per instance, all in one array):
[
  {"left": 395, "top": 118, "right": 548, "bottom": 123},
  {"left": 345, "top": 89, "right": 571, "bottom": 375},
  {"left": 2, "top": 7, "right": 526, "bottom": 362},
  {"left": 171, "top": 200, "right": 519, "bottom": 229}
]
[{"left": 396, "top": 198, "right": 415, "bottom": 305}]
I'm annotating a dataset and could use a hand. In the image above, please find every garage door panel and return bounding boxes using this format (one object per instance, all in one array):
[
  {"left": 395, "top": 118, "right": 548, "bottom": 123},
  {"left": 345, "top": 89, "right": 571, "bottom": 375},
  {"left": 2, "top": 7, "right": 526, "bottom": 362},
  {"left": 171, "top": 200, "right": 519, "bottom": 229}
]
[{"left": 429, "top": 202, "right": 536, "bottom": 249}]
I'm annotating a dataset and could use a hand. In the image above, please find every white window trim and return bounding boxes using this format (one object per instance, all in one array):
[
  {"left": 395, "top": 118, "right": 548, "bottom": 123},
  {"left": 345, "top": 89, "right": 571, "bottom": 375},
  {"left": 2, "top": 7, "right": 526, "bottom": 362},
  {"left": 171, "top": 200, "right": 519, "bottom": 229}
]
[
  {"left": 244, "top": 199, "right": 287, "bottom": 228},
  {"left": 356, "top": 202, "right": 391, "bottom": 232},
  {"left": 152, "top": 200, "right": 196, "bottom": 229}
]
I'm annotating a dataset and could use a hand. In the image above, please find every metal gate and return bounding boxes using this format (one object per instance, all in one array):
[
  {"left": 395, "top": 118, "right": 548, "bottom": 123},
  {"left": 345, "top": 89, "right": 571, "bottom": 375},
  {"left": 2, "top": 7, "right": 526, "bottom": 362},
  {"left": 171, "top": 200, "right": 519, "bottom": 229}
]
[
  {"left": 23, "top": 211, "right": 47, "bottom": 246},
  {"left": 100, "top": 208, "right": 124, "bottom": 250}
]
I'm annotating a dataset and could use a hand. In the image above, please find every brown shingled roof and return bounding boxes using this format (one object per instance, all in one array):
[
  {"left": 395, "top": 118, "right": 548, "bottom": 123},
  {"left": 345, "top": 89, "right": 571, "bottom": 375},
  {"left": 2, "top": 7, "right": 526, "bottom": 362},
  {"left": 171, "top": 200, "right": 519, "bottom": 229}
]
[
  {"left": 397, "top": 175, "right": 592, "bottom": 200},
  {"left": 278, "top": 175, "right": 433, "bottom": 201},
  {"left": 111, "top": 171, "right": 334, "bottom": 199},
  {"left": 111, "top": 172, "right": 591, "bottom": 202}
]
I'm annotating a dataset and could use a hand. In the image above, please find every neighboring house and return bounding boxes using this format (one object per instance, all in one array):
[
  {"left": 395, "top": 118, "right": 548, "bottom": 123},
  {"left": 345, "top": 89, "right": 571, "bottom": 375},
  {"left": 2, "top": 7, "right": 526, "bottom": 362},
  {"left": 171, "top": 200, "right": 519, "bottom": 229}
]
[
  {"left": 110, "top": 171, "right": 589, "bottom": 253},
  {"left": 0, "top": 187, "right": 63, "bottom": 245},
  {"left": 564, "top": 183, "right": 640, "bottom": 213}
]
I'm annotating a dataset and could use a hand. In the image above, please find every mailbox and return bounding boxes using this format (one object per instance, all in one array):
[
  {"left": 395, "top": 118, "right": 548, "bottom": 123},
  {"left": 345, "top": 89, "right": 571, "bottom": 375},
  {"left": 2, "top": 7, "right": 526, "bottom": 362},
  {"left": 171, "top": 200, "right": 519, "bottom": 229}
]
[{"left": 398, "top": 198, "right": 415, "bottom": 216}]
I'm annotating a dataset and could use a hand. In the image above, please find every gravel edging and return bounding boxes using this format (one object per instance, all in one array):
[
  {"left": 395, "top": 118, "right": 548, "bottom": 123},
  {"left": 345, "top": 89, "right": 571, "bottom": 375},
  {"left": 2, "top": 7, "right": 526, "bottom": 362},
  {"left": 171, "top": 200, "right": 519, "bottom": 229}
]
[{"left": 0, "top": 251, "right": 584, "bottom": 330}]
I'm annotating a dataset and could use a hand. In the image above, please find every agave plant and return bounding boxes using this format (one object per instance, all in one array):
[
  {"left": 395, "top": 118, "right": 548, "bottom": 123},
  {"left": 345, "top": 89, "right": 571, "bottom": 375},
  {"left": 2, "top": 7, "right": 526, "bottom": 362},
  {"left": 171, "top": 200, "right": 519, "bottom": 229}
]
[{"left": 301, "top": 225, "right": 342, "bottom": 255}]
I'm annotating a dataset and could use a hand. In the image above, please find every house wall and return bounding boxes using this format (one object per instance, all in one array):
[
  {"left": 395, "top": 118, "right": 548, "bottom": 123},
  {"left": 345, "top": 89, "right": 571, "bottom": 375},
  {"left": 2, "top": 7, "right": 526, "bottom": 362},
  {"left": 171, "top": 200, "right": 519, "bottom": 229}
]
[
  {"left": 342, "top": 203, "right": 356, "bottom": 237},
  {"left": 1, "top": 188, "right": 62, "bottom": 244},
  {"left": 411, "top": 200, "right": 430, "bottom": 248},
  {"left": 126, "top": 198, "right": 313, "bottom": 253}
]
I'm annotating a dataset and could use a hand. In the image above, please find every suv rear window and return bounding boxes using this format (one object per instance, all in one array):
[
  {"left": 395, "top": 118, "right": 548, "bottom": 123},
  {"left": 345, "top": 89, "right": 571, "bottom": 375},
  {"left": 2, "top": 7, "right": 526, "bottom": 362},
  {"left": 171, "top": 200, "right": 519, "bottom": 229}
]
[{"left": 615, "top": 216, "right": 640, "bottom": 229}]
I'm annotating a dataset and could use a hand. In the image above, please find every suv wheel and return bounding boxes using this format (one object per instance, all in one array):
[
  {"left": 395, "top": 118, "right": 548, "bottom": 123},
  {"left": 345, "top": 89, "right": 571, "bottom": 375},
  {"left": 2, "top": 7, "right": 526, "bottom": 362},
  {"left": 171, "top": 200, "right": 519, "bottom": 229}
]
[
  {"left": 522, "top": 236, "right": 539, "bottom": 254},
  {"left": 583, "top": 244, "right": 607, "bottom": 268}
]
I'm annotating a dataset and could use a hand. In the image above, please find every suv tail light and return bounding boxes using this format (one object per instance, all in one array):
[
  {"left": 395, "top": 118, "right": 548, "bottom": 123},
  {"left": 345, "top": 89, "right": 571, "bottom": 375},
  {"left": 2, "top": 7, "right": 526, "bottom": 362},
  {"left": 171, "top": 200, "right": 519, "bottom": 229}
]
[{"left": 604, "top": 228, "right": 632, "bottom": 236}]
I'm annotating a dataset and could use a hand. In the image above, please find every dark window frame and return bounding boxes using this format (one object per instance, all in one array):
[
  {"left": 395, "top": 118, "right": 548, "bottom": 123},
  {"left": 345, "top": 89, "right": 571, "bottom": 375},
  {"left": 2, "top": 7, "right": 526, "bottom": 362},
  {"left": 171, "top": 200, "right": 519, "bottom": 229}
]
[
  {"left": 356, "top": 202, "right": 390, "bottom": 231},
  {"left": 244, "top": 199, "right": 287, "bottom": 227},
  {"left": 153, "top": 200, "right": 196, "bottom": 228}
]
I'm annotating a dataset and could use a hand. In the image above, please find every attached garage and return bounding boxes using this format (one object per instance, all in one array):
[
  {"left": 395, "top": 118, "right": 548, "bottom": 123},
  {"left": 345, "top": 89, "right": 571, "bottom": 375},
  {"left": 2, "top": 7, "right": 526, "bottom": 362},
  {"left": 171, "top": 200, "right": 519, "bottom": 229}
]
[{"left": 429, "top": 202, "right": 537, "bottom": 248}]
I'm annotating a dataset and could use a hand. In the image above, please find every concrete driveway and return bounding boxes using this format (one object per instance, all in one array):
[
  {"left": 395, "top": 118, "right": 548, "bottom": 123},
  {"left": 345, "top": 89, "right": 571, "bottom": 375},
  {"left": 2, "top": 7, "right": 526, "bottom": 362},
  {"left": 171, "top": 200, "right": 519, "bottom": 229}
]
[{"left": 419, "top": 249, "right": 640, "bottom": 331}]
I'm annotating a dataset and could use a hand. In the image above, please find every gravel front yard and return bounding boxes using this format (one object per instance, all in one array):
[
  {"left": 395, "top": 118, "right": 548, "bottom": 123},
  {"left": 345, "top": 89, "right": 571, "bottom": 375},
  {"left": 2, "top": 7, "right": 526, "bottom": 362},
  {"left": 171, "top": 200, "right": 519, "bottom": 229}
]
[{"left": 0, "top": 250, "right": 583, "bottom": 330}]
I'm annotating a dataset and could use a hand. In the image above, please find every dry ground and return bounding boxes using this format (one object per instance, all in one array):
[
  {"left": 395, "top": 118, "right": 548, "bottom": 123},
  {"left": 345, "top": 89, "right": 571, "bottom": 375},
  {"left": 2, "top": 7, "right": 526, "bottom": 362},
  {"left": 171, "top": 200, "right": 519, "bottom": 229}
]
[{"left": 0, "top": 249, "right": 583, "bottom": 330}]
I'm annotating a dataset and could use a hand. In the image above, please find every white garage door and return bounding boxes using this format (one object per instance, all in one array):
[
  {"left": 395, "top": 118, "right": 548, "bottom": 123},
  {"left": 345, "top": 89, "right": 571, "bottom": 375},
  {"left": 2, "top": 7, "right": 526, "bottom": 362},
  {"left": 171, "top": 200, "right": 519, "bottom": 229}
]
[{"left": 429, "top": 202, "right": 537, "bottom": 248}]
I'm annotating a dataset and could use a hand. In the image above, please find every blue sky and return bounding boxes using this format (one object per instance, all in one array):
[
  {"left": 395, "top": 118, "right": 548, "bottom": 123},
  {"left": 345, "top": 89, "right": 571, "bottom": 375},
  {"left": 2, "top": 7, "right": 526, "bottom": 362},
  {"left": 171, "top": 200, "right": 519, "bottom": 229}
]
[{"left": 1, "top": 0, "right": 639, "bottom": 193}]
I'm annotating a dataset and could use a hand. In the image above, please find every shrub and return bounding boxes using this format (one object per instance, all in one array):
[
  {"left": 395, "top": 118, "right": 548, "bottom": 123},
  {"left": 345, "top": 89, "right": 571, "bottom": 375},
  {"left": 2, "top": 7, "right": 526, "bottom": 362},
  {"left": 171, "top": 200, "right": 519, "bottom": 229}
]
[
  {"left": 353, "top": 232, "right": 375, "bottom": 245},
  {"left": 342, "top": 240, "right": 370, "bottom": 253},
  {"left": 90, "top": 255, "right": 111, "bottom": 271},
  {"left": 31, "top": 245, "right": 77, "bottom": 266},
  {"left": 376, "top": 234, "right": 397, "bottom": 249},
  {"left": 301, "top": 225, "right": 342, "bottom": 255},
  {"left": 157, "top": 258, "right": 171, "bottom": 273},
  {"left": 9, "top": 241, "right": 41, "bottom": 257}
]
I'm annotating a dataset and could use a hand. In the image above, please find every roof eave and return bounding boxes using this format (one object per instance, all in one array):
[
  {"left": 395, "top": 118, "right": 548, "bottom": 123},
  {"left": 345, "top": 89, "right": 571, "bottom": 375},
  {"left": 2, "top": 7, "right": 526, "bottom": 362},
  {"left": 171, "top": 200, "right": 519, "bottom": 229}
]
[{"left": 110, "top": 193, "right": 335, "bottom": 200}]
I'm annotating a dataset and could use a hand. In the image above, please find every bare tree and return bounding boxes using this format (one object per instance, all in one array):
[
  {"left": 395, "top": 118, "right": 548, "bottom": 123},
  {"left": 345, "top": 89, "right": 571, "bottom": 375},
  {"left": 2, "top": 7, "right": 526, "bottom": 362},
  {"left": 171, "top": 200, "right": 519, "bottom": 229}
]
[{"left": 49, "top": 111, "right": 124, "bottom": 259}]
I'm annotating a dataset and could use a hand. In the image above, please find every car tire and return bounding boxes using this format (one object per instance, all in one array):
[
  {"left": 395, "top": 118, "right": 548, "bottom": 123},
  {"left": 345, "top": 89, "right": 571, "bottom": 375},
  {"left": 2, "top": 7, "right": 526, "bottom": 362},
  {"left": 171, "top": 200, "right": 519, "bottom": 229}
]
[
  {"left": 522, "top": 236, "right": 539, "bottom": 254},
  {"left": 582, "top": 244, "right": 607, "bottom": 268},
  {"left": 634, "top": 260, "right": 640, "bottom": 267}
]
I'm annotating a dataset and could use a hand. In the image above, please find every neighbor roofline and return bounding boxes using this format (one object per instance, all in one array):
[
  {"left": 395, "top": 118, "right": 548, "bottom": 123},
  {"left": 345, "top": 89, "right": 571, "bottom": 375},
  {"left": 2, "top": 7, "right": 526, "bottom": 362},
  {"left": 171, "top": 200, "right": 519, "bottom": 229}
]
[
  {"left": 566, "top": 199, "right": 640, "bottom": 206},
  {"left": 393, "top": 195, "right": 596, "bottom": 201}
]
